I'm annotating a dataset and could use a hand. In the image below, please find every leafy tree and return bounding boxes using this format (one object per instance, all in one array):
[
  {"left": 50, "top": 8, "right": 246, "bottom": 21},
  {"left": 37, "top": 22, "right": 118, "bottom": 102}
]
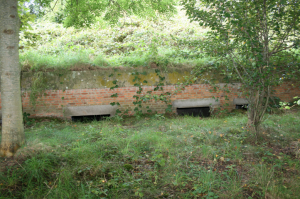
[
  {"left": 0, "top": 0, "right": 177, "bottom": 157},
  {"left": 62, "top": 0, "right": 177, "bottom": 27},
  {"left": 182, "top": 0, "right": 300, "bottom": 134},
  {"left": 27, "top": 0, "right": 177, "bottom": 27}
]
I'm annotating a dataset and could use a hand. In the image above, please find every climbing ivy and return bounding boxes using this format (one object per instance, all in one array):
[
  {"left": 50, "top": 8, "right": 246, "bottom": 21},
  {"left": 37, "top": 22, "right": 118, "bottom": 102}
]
[
  {"left": 25, "top": 68, "right": 69, "bottom": 110},
  {"left": 28, "top": 71, "right": 49, "bottom": 108},
  {"left": 109, "top": 68, "right": 174, "bottom": 118}
]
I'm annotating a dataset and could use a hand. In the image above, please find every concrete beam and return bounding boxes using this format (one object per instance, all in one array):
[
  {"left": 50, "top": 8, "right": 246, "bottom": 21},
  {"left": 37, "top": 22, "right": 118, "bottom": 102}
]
[
  {"left": 172, "top": 98, "right": 220, "bottom": 108},
  {"left": 64, "top": 105, "right": 117, "bottom": 117},
  {"left": 233, "top": 98, "right": 248, "bottom": 105}
]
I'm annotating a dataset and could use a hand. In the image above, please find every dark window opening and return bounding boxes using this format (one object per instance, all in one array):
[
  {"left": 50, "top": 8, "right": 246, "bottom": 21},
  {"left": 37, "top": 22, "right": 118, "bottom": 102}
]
[
  {"left": 235, "top": 104, "right": 248, "bottom": 110},
  {"left": 177, "top": 107, "right": 210, "bottom": 117},
  {"left": 71, "top": 114, "right": 110, "bottom": 122}
]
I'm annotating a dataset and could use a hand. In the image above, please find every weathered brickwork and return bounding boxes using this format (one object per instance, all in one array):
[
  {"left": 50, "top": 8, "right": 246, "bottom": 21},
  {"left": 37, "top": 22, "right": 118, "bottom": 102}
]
[{"left": 0, "top": 81, "right": 299, "bottom": 118}]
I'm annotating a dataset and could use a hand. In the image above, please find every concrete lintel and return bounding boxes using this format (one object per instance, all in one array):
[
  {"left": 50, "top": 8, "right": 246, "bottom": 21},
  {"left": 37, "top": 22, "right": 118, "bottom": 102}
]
[
  {"left": 172, "top": 98, "right": 220, "bottom": 108},
  {"left": 64, "top": 105, "right": 117, "bottom": 117},
  {"left": 233, "top": 98, "right": 249, "bottom": 105}
]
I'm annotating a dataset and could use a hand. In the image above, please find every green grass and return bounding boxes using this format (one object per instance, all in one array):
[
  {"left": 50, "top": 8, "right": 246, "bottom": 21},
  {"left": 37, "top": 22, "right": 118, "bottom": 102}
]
[{"left": 1, "top": 111, "right": 300, "bottom": 198}]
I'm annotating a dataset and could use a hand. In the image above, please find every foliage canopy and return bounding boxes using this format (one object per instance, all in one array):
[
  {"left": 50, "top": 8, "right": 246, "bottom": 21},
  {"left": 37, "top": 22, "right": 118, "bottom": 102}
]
[{"left": 27, "top": 0, "right": 178, "bottom": 27}]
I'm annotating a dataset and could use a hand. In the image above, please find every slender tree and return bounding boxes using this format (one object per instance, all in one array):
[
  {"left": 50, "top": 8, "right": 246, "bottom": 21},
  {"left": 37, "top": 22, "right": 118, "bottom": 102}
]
[
  {"left": 0, "top": 0, "right": 25, "bottom": 157},
  {"left": 182, "top": 0, "right": 300, "bottom": 134}
]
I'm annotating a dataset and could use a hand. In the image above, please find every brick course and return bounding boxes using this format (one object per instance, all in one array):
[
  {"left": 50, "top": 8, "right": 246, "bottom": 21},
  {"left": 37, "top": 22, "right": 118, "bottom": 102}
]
[{"left": 0, "top": 81, "right": 299, "bottom": 118}]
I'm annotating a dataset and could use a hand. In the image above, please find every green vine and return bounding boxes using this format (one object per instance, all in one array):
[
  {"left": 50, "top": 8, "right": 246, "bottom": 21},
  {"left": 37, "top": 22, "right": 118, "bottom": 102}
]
[
  {"left": 110, "top": 68, "right": 175, "bottom": 118},
  {"left": 28, "top": 71, "right": 49, "bottom": 108},
  {"left": 25, "top": 69, "right": 69, "bottom": 110}
]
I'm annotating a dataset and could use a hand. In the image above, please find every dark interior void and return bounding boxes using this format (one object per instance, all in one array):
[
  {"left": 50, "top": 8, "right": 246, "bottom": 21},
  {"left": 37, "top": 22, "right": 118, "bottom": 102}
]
[
  {"left": 177, "top": 107, "right": 210, "bottom": 117},
  {"left": 71, "top": 114, "right": 110, "bottom": 122},
  {"left": 235, "top": 104, "right": 248, "bottom": 110}
]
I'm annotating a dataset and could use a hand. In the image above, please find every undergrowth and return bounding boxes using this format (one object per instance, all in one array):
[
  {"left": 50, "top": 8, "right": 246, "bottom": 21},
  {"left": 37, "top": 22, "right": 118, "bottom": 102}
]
[
  {"left": 19, "top": 8, "right": 213, "bottom": 71},
  {"left": 1, "top": 111, "right": 300, "bottom": 198}
]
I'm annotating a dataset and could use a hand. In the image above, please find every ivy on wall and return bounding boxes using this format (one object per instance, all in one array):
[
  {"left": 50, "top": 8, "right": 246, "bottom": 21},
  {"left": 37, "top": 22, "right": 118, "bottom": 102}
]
[{"left": 109, "top": 68, "right": 174, "bottom": 118}]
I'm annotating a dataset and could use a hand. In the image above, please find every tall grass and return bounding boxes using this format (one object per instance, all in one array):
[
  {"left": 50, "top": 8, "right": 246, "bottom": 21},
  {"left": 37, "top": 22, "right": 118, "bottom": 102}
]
[{"left": 1, "top": 111, "right": 300, "bottom": 198}]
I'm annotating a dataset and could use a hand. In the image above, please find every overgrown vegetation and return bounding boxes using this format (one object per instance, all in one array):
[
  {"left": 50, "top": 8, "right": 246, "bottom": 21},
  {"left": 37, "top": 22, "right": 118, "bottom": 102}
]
[
  {"left": 2, "top": 3, "right": 299, "bottom": 197},
  {"left": 1, "top": 111, "right": 300, "bottom": 198},
  {"left": 19, "top": 7, "right": 213, "bottom": 71}
]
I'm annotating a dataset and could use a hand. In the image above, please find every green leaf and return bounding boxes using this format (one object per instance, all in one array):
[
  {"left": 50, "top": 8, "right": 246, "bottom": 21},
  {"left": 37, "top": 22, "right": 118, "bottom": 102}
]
[{"left": 111, "top": 93, "right": 118, "bottom": 98}]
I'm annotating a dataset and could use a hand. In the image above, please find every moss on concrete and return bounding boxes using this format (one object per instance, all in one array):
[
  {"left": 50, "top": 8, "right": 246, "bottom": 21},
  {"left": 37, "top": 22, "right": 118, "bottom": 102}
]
[{"left": 20, "top": 67, "right": 225, "bottom": 91}]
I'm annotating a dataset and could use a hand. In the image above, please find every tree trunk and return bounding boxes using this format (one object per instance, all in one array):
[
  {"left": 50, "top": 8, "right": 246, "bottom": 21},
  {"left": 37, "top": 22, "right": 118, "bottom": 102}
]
[
  {"left": 247, "top": 107, "right": 260, "bottom": 133},
  {"left": 0, "top": 0, "right": 25, "bottom": 157},
  {"left": 246, "top": 90, "right": 261, "bottom": 135},
  {"left": 247, "top": 86, "right": 270, "bottom": 136}
]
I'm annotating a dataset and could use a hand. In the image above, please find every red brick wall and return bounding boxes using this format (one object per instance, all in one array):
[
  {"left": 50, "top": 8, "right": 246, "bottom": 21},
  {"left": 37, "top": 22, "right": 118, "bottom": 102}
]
[
  {"left": 0, "top": 82, "right": 299, "bottom": 118},
  {"left": 274, "top": 82, "right": 300, "bottom": 102}
]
